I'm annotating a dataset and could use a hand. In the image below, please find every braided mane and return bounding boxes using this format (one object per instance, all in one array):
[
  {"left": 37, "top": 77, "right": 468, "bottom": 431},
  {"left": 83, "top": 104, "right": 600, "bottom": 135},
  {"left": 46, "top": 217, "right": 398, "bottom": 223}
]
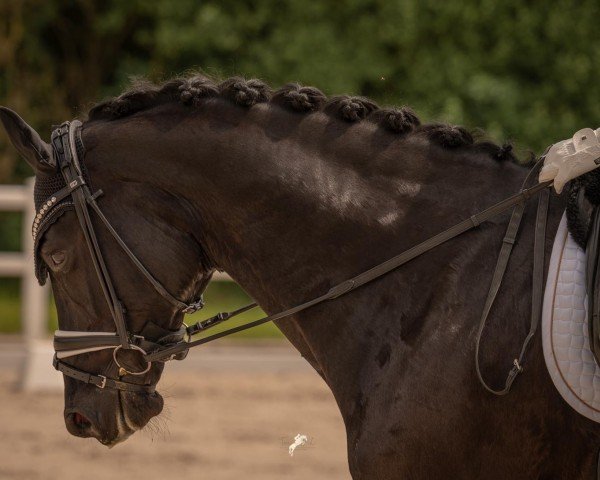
[{"left": 88, "top": 74, "right": 515, "bottom": 162}]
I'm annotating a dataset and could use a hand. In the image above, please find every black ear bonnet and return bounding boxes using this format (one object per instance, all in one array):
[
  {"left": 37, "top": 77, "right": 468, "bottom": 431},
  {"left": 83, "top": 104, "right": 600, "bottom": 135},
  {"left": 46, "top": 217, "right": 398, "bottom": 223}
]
[{"left": 32, "top": 128, "right": 88, "bottom": 284}]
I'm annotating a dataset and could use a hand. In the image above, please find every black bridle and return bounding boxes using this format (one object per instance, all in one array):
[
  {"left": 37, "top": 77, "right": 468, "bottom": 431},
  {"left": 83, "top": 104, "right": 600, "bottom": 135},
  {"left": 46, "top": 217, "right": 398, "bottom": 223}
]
[
  {"left": 49, "top": 120, "right": 205, "bottom": 393},
  {"left": 47, "top": 120, "right": 551, "bottom": 395}
]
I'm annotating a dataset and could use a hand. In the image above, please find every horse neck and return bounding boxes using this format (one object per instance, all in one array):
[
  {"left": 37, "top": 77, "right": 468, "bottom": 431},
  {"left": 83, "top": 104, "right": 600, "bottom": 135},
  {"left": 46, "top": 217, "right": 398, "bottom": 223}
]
[
  {"left": 162, "top": 104, "right": 530, "bottom": 308},
  {"left": 92, "top": 103, "right": 532, "bottom": 396}
]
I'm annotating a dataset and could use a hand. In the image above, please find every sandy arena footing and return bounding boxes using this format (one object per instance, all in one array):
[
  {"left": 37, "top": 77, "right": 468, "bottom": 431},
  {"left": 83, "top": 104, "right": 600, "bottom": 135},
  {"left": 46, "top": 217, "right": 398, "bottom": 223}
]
[{"left": 0, "top": 340, "right": 350, "bottom": 480}]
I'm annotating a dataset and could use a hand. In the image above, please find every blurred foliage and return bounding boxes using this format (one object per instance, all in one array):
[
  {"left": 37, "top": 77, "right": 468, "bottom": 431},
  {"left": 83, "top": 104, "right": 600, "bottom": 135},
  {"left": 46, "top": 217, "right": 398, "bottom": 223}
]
[
  {"left": 2, "top": 0, "right": 599, "bottom": 180},
  {"left": 2, "top": 0, "right": 599, "bottom": 185},
  {"left": 0, "top": 0, "right": 598, "bottom": 328}
]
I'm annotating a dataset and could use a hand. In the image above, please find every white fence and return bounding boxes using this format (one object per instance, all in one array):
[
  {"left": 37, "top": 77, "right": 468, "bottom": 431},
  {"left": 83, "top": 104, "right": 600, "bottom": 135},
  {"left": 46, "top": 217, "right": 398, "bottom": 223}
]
[{"left": 0, "top": 178, "right": 57, "bottom": 390}]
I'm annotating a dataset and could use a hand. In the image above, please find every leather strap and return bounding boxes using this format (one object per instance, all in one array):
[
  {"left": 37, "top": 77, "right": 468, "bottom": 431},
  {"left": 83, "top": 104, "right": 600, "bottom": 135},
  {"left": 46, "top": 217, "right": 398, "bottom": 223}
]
[
  {"left": 53, "top": 122, "right": 129, "bottom": 348},
  {"left": 53, "top": 356, "right": 155, "bottom": 393},
  {"left": 146, "top": 178, "right": 552, "bottom": 363},
  {"left": 54, "top": 334, "right": 121, "bottom": 352},
  {"left": 185, "top": 303, "right": 259, "bottom": 336},
  {"left": 86, "top": 196, "right": 204, "bottom": 313},
  {"left": 53, "top": 331, "right": 170, "bottom": 356},
  {"left": 475, "top": 160, "right": 549, "bottom": 395}
]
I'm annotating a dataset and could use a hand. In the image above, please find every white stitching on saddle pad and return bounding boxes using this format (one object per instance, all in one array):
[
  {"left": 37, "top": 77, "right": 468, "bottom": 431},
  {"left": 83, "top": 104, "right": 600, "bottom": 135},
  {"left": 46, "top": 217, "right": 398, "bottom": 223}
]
[{"left": 542, "top": 213, "right": 600, "bottom": 422}]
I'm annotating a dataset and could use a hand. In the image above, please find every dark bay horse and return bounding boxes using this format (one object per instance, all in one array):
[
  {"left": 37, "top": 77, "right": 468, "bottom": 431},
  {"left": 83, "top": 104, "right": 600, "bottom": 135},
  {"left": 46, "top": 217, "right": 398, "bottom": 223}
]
[{"left": 1, "top": 75, "right": 600, "bottom": 478}]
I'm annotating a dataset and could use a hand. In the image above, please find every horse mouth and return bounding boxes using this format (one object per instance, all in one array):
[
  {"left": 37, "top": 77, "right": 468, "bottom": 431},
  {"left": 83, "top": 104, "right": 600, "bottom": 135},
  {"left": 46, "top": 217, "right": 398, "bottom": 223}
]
[
  {"left": 101, "top": 430, "right": 134, "bottom": 448},
  {"left": 101, "top": 390, "right": 164, "bottom": 447},
  {"left": 92, "top": 406, "right": 137, "bottom": 448},
  {"left": 110, "top": 392, "right": 140, "bottom": 446}
]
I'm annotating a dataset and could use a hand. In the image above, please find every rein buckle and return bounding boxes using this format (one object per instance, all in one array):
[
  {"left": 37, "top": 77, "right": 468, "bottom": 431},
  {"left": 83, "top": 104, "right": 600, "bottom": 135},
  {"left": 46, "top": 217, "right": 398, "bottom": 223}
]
[
  {"left": 513, "top": 359, "right": 523, "bottom": 373},
  {"left": 98, "top": 375, "right": 107, "bottom": 389},
  {"left": 182, "top": 297, "right": 205, "bottom": 314}
]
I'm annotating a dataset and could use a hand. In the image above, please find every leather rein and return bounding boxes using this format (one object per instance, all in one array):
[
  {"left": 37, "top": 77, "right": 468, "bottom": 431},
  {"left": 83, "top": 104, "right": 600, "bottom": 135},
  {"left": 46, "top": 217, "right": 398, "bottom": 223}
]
[{"left": 48, "top": 120, "right": 552, "bottom": 395}]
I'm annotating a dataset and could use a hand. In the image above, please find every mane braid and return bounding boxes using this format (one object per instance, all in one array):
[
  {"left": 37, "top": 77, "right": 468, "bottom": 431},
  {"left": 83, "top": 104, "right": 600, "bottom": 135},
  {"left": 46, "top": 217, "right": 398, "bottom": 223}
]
[
  {"left": 271, "top": 83, "right": 326, "bottom": 112},
  {"left": 417, "top": 124, "right": 474, "bottom": 149},
  {"left": 218, "top": 77, "right": 271, "bottom": 107},
  {"left": 367, "top": 107, "right": 420, "bottom": 134},
  {"left": 86, "top": 73, "right": 516, "bottom": 163},
  {"left": 324, "top": 96, "right": 379, "bottom": 122}
]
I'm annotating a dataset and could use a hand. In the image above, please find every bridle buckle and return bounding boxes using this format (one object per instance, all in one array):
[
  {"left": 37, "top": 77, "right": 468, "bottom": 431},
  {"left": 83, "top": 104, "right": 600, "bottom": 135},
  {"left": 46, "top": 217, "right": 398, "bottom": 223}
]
[
  {"left": 182, "top": 297, "right": 205, "bottom": 314},
  {"left": 98, "top": 375, "right": 107, "bottom": 389}
]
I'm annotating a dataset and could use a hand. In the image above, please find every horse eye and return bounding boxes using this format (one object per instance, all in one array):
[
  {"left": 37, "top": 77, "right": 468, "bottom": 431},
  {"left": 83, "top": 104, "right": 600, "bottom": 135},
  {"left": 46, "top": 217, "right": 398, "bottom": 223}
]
[{"left": 51, "top": 251, "right": 66, "bottom": 265}]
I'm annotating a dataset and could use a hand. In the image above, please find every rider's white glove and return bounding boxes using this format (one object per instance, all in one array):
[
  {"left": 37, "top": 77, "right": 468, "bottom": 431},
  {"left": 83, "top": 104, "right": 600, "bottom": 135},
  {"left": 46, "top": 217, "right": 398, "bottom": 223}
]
[{"left": 539, "top": 127, "right": 600, "bottom": 193}]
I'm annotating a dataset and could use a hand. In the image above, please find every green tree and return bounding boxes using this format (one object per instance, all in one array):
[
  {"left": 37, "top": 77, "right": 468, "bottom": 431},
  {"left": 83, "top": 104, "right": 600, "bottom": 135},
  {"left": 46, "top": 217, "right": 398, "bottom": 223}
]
[{"left": 1, "top": 0, "right": 599, "bottom": 178}]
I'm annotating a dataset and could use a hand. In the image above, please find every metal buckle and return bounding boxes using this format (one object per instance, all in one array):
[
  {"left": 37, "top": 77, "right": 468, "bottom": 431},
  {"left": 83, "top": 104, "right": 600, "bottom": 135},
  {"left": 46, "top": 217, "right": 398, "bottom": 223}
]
[
  {"left": 513, "top": 359, "right": 523, "bottom": 373},
  {"left": 98, "top": 375, "right": 107, "bottom": 389},
  {"left": 182, "top": 297, "right": 205, "bottom": 314},
  {"left": 129, "top": 334, "right": 146, "bottom": 347},
  {"left": 181, "top": 322, "right": 191, "bottom": 343}
]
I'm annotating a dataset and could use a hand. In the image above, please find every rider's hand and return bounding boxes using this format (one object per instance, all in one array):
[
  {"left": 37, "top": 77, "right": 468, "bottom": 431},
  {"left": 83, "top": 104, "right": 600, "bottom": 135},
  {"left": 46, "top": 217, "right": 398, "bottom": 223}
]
[{"left": 539, "top": 128, "right": 600, "bottom": 194}]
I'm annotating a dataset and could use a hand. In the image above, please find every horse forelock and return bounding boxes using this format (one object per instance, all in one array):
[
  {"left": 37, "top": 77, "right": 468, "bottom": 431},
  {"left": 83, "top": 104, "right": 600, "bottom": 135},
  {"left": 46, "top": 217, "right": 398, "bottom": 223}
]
[{"left": 86, "top": 73, "right": 517, "bottom": 164}]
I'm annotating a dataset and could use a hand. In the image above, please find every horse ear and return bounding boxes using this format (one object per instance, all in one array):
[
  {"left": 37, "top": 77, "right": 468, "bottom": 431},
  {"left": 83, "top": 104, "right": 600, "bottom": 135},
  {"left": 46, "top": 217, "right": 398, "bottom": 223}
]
[{"left": 0, "top": 106, "right": 55, "bottom": 175}]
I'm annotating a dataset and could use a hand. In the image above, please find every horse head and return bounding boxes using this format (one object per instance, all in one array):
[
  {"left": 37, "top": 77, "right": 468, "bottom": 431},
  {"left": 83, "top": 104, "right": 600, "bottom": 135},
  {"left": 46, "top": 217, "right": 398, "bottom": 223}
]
[{"left": 0, "top": 107, "right": 214, "bottom": 446}]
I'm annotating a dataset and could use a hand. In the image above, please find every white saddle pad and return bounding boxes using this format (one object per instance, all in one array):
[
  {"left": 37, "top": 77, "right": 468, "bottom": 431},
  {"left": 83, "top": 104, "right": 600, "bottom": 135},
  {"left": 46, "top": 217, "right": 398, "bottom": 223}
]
[{"left": 542, "top": 213, "right": 600, "bottom": 422}]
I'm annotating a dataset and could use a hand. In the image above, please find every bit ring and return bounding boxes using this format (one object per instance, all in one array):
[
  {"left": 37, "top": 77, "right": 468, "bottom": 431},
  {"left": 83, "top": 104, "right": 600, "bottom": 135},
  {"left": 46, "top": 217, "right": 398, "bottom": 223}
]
[{"left": 113, "top": 345, "right": 151, "bottom": 376}]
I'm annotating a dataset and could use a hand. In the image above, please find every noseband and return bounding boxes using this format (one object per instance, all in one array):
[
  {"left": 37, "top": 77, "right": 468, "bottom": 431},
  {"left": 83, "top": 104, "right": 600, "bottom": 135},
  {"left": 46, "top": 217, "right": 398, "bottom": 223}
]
[{"left": 45, "top": 119, "right": 553, "bottom": 396}]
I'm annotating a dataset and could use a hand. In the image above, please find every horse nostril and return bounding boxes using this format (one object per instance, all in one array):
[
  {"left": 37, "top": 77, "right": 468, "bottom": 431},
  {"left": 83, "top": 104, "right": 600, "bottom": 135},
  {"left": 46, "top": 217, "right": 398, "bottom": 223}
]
[
  {"left": 73, "top": 412, "right": 91, "bottom": 428},
  {"left": 65, "top": 411, "right": 94, "bottom": 437}
]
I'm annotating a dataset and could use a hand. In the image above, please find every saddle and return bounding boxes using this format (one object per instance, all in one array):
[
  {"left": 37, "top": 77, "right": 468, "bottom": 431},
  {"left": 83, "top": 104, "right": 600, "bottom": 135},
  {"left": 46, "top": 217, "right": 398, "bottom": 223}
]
[
  {"left": 587, "top": 206, "right": 600, "bottom": 365},
  {"left": 567, "top": 168, "right": 600, "bottom": 367},
  {"left": 538, "top": 167, "right": 600, "bottom": 423}
]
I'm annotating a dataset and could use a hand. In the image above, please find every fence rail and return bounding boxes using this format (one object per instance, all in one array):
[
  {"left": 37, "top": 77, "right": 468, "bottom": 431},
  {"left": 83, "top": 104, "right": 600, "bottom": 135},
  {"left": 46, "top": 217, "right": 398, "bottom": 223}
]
[
  {"left": 0, "top": 252, "right": 27, "bottom": 275},
  {"left": 0, "top": 178, "right": 53, "bottom": 390},
  {"left": 0, "top": 184, "right": 29, "bottom": 210}
]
